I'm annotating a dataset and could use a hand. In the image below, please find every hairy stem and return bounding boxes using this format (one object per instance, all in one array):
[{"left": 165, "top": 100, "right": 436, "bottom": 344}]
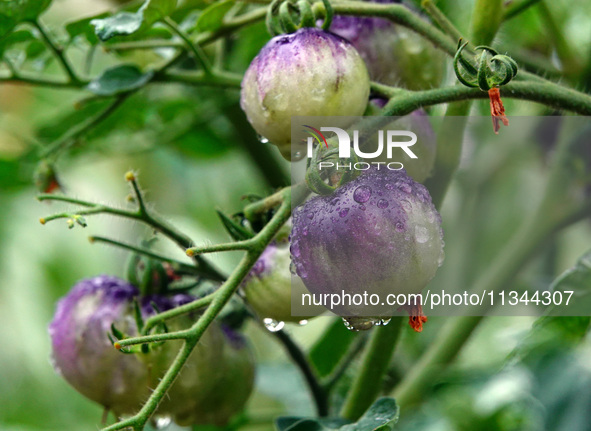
[{"left": 102, "top": 189, "right": 293, "bottom": 431}]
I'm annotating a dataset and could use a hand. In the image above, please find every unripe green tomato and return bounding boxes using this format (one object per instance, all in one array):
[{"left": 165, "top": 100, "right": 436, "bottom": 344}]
[
  {"left": 242, "top": 241, "right": 315, "bottom": 323},
  {"left": 240, "top": 27, "right": 370, "bottom": 160},
  {"left": 158, "top": 325, "right": 255, "bottom": 427},
  {"left": 330, "top": 1, "right": 445, "bottom": 90}
]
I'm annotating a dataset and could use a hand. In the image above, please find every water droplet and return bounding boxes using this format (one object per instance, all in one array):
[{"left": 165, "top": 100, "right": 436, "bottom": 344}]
[
  {"left": 263, "top": 318, "right": 285, "bottom": 332},
  {"left": 353, "top": 185, "right": 372, "bottom": 203},
  {"left": 155, "top": 417, "right": 172, "bottom": 429},
  {"left": 426, "top": 211, "right": 435, "bottom": 223},
  {"left": 415, "top": 226, "right": 429, "bottom": 244},
  {"left": 290, "top": 261, "right": 297, "bottom": 275},
  {"left": 307, "top": 212, "right": 314, "bottom": 220},
  {"left": 298, "top": 319, "right": 308, "bottom": 326},
  {"left": 398, "top": 182, "right": 412, "bottom": 194},
  {"left": 339, "top": 208, "right": 349, "bottom": 218},
  {"left": 342, "top": 317, "right": 377, "bottom": 331},
  {"left": 380, "top": 318, "right": 392, "bottom": 326},
  {"left": 438, "top": 250, "right": 446, "bottom": 267},
  {"left": 395, "top": 222, "right": 405, "bottom": 232},
  {"left": 401, "top": 200, "right": 412, "bottom": 212},
  {"left": 377, "top": 199, "right": 389, "bottom": 209},
  {"left": 257, "top": 134, "right": 269, "bottom": 144},
  {"left": 291, "top": 241, "right": 301, "bottom": 258}
]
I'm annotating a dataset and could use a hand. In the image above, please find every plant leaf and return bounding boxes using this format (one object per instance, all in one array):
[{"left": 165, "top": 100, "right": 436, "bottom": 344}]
[
  {"left": 276, "top": 399, "right": 399, "bottom": 431},
  {"left": 87, "top": 64, "right": 153, "bottom": 96},
  {"left": 340, "top": 398, "right": 400, "bottom": 431},
  {"left": 216, "top": 209, "right": 254, "bottom": 241},
  {"left": 196, "top": 0, "right": 234, "bottom": 33},
  {"left": 508, "top": 249, "right": 591, "bottom": 364},
  {"left": 66, "top": 13, "right": 109, "bottom": 45},
  {"left": 91, "top": 0, "right": 177, "bottom": 41}
]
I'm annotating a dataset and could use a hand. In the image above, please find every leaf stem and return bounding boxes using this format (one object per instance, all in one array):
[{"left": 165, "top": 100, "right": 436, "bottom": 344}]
[
  {"left": 88, "top": 236, "right": 200, "bottom": 276},
  {"left": 32, "top": 19, "right": 81, "bottom": 84},
  {"left": 162, "top": 16, "right": 213, "bottom": 75},
  {"left": 503, "top": 0, "right": 542, "bottom": 21},
  {"left": 39, "top": 95, "right": 129, "bottom": 159}
]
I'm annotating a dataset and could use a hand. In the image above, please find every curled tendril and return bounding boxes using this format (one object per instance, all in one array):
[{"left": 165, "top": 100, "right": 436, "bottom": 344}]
[
  {"left": 305, "top": 144, "right": 361, "bottom": 196},
  {"left": 266, "top": 0, "right": 334, "bottom": 36},
  {"left": 453, "top": 40, "right": 519, "bottom": 91}
]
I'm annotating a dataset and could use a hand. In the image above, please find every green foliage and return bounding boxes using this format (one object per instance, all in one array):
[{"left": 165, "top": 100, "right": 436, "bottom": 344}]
[
  {"left": 87, "top": 64, "right": 154, "bottom": 95},
  {"left": 196, "top": 0, "right": 235, "bottom": 32},
  {"left": 91, "top": 0, "right": 177, "bottom": 41},
  {"left": 276, "top": 398, "right": 399, "bottom": 431}
]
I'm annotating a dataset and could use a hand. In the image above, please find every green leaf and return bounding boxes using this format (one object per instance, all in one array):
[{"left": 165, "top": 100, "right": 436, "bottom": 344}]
[
  {"left": 141, "top": 0, "right": 177, "bottom": 25},
  {"left": 548, "top": 248, "right": 591, "bottom": 316},
  {"left": 216, "top": 209, "right": 255, "bottom": 241},
  {"left": 87, "top": 64, "right": 153, "bottom": 96},
  {"left": 91, "top": 12, "right": 143, "bottom": 41},
  {"left": 309, "top": 318, "right": 359, "bottom": 378},
  {"left": 508, "top": 250, "right": 591, "bottom": 364},
  {"left": 91, "top": 0, "right": 177, "bottom": 41},
  {"left": 66, "top": 13, "right": 109, "bottom": 45},
  {"left": 341, "top": 398, "right": 399, "bottom": 431},
  {"left": 276, "top": 399, "right": 399, "bottom": 431},
  {"left": 196, "top": 0, "right": 234, "bottom": 32}
]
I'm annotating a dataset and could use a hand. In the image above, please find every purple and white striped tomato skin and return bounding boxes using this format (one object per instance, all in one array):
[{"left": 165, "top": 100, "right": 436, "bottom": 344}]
[
  {"left": 290, "top": 168, "right": 444, "bottom": 318},
  {"left": 240, "top": 27, "right": 370, "bottom": 160}
]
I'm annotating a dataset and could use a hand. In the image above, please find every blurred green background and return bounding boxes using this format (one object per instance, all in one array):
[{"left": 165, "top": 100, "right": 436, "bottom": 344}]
[{"left": 1, "top": 0, "right": 591, "bottom": 430}]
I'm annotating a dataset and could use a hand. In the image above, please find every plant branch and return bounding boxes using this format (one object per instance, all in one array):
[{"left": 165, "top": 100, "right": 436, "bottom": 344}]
[
  {"left": 38, "top": 175, "right": 226, "bottom": 282},
  {"left": 340, "top": 317, "right": 403, "bottom": 421},
  {"left": 39, "top": 95, "right": 129, "bottom": 159},
  {"left": 503, "top": 0, "right": 542, "bottom": 21},
  {"left": 102, "top": 188, "right": 293, "bottom": 431},
  {"left": 32, "top": 19, "right": 81, "bottom": 84},
  {"left": 322, "top": 331, "right": 369, "bottom": 391},
  {"left": 372, "top": 81, "right": 591, "bottom": 116},
  {"left": 162, "top": 17, "right": 213, "bottom": 75},
  {"left": 88, "top": 236, "right": 200, "bottom": 276}
]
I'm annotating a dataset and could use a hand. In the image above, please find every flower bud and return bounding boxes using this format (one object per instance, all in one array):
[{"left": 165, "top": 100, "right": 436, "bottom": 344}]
[
  {"left": 241, "top": 27, "right": 370, "bottom": 160},
  {"left": 290, "top": 168, "right": 444, "bottom": 330}
]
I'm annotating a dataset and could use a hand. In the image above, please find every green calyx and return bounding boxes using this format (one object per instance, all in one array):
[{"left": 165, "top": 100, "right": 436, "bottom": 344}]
[
  {"left": 453, "top": 41, "right": 519, "bottom": 91},
  {"left": 305, "top": 144, "right": 362, "bottom": 196},
  {"left": 266, "top": 0, "right": 334, "bottom": 36}
]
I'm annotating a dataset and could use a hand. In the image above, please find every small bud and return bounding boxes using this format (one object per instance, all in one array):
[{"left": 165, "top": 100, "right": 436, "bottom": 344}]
[
  {"left": 39, "top": 218, "right": 46, "bottom": 225},
  {"left": 67, "top": 219, "right": 75, "bottom": 229},
  {"left": 186, "top": 249, "right": 195, "bottom": 257},
  {"left": 125, "top": 171, "right": 136, "bottom": 182}
]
